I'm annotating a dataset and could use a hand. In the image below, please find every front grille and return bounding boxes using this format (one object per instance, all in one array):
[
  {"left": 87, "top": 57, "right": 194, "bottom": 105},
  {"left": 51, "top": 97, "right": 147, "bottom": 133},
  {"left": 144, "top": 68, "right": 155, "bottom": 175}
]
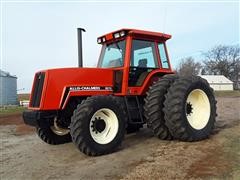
[{"left": 30, "top": 72, "right": 45, "bottom": 107}]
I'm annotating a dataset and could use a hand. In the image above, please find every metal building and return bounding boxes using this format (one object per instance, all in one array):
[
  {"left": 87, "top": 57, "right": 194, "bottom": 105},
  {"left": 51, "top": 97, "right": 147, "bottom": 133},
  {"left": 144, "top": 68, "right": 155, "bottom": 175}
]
[
  {"left": 200, "top": 75, "right": 233, "bottom": 91},
  {"left": 0, "top": 70, "right": 18, "bottom": 106}
]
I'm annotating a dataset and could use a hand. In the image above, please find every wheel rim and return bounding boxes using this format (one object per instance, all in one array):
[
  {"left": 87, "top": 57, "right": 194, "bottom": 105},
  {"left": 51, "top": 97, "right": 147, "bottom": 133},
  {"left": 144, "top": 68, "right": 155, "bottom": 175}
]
[
  {"left": 185, "top": 89, "right": 211, "bottom": 130},
  {"left": 50, "top": 118, "right": 70, "bottom": 136},
  {"left": 89, "top": 108, "right": 119, "bottom": 144}
]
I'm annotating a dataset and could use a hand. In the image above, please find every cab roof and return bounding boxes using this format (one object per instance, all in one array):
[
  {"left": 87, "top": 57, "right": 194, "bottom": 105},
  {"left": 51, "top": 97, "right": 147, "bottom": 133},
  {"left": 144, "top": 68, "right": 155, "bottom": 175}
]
[{"left": 97, "top": 28, "right": 171, "bottom": 44}]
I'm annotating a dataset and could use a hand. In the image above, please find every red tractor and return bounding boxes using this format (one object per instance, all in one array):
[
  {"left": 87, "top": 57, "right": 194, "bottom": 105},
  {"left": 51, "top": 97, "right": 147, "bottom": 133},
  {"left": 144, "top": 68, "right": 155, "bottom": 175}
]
[{"left": 23, "top": 28, "right": 217, "bottom": 156}]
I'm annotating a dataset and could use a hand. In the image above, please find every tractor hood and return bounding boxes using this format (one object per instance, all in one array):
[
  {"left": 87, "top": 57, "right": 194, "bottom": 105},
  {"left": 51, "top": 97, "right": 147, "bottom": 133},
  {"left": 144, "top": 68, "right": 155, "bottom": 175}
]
[{"left": 29, "top": 67, "right": 114, "bottom": 110}]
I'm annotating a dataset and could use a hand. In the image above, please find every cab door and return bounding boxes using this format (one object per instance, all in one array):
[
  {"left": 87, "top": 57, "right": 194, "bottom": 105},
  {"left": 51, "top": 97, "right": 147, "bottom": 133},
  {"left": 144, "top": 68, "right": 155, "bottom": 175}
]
[{"left": 128, "top": 39, "right": 160, "bottom": 87}]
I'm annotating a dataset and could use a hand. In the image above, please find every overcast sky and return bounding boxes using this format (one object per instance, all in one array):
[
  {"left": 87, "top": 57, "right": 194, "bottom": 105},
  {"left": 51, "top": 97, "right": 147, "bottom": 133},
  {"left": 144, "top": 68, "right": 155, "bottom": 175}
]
[{"left": 0, "top": 1, "right": 239, "bottom": 93}]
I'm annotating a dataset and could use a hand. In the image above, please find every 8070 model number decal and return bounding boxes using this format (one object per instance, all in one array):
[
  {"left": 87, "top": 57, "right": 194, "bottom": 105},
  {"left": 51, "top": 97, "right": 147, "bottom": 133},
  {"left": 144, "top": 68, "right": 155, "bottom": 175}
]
[{"left": 69, "top": 86, "right": 113, "bottom": 91}]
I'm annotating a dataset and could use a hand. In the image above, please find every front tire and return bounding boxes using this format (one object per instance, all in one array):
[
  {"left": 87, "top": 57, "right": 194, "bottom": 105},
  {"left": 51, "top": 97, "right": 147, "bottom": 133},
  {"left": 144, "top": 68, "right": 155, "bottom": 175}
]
[
  {"left": 70, "top": 96, "right": 127, "bottom": 156},
  {"left": 163, "top": 76, "right": 217, "bottom": 141},
  {"left": 37, "top": 119, "right": 71, "bottom": 145}
]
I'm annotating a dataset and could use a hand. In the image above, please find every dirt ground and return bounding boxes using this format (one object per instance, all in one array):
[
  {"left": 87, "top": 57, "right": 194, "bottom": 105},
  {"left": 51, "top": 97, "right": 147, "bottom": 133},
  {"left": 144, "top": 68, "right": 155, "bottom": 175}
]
[{"left": 0, "top": 97, "right": 239, "bottom": 180}]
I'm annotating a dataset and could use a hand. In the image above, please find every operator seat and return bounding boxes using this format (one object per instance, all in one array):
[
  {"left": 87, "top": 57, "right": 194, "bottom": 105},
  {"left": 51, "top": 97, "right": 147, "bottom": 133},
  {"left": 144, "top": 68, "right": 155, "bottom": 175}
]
[
  {"left": 108, "top": 59, "right": 121, "bottom": 67},
  {"left": 138, "top": 59, "right": 147, "bottom": 67},
  {"left": 136, "top": 59, "right": 149, "bottom": 86}
]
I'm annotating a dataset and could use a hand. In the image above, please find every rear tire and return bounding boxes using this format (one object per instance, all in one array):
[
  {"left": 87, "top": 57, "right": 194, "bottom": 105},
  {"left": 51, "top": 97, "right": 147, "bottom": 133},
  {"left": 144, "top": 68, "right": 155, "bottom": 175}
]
[
  {"left": 70, "top": 96, "right": 127, "bottom": 156},
  {"left": 144, "top": 74, "right": 178, "bottom": 139},
  {"left": 163, "top": 76, "right": 217, "bottom": 141}
]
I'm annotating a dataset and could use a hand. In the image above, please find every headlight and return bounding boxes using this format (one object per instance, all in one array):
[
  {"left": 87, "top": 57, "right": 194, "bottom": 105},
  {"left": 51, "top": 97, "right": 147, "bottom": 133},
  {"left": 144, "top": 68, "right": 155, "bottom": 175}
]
[
  {"left": 97, "top": 38, "right": 102, "bottom": 44},
  {"left": 102, "top": 37, "right": 106, "bottom": 42},
  {"left": 114, "top": 32, "right": 120, "bottom": 39},
  {"left": 120, "top": 31, "right": 125, "bottom": 37}
]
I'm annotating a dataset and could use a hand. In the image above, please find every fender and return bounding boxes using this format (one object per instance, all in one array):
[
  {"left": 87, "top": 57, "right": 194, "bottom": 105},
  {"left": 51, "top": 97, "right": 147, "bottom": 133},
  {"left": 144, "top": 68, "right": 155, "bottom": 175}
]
[{"left": 139, "top": 69, "right": 174, "bottom": 94}]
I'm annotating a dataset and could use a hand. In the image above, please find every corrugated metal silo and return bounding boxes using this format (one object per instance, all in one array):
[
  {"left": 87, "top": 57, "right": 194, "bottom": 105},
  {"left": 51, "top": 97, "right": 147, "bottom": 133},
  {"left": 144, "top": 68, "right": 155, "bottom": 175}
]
[{"left": 0, "top": 70, "right": 18, "bottom": 106}]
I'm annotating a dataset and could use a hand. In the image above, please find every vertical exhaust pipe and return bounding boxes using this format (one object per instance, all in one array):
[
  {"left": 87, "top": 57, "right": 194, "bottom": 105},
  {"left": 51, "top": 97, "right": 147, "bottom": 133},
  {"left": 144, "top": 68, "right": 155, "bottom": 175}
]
[{"left": 77, "top": 28, "right": 86, "bottom": 67}]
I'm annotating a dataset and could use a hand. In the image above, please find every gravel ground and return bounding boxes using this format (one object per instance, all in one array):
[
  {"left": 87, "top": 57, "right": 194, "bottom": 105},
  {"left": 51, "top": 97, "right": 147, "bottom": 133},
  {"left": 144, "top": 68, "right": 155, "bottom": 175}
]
[{"left": 0, "top": 97, "right": 239, "bottom": 180}]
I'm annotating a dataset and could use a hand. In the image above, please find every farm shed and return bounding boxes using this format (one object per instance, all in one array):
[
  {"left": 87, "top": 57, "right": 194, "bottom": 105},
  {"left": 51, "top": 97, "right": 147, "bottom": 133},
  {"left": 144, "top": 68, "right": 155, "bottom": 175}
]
[
  {"left": 0, "top": 70, "right": 18, "bottom": 106},
  {"left": 200, "top": 75, "right": 233, "bottom": 91}
]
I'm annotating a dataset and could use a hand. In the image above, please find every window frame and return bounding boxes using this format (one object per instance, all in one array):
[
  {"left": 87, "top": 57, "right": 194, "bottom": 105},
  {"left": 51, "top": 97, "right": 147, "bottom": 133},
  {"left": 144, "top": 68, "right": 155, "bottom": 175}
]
[
  {"left": 97, "top": 39, "right": 126, "bottom": 68},
  {"left": 130, "top": 38, "right": 160, "bottom": 69},
  {"left": 157, "top": 42, "right": 171, "bottom": 69}
]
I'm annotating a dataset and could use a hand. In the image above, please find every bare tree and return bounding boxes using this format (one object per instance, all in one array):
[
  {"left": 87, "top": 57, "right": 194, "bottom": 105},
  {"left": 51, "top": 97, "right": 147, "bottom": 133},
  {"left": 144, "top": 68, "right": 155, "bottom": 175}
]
[
  {"left": 203, "top": 45, "right": 240, "bottom": 88},
  {"left": 176, "top": 57, "right": 202, "bottom": 76}
]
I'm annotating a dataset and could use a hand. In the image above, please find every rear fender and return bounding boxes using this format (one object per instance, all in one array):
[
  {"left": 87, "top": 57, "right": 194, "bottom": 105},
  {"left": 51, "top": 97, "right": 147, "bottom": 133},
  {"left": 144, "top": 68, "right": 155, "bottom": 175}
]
[{"left": 139, "top": 70, "right": 174, "bottom": 94}]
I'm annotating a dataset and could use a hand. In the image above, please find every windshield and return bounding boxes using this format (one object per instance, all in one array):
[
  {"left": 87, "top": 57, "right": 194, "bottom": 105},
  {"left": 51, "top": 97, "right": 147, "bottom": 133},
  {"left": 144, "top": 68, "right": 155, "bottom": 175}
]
[{"left": 98, "top": 40, "right": 126, "bottom": 68}]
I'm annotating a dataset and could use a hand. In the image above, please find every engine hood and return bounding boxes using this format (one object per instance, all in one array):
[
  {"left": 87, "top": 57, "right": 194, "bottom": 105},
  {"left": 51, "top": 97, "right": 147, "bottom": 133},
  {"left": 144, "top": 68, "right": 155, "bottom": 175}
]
[{"left": 31, "top": 67, "right": 114, "bottom": 110}]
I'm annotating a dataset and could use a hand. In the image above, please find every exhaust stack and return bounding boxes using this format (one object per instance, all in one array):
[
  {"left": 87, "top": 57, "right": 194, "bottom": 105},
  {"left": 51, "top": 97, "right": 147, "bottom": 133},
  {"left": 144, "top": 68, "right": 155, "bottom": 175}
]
[{"left": 77, "top": 28, "right": 86, "bottom": 67}]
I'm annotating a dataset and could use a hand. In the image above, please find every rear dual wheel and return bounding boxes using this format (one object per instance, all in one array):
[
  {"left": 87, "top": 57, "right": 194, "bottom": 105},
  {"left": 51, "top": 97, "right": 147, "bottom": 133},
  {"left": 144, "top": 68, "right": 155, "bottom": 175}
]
[
  {"left": 144, "top": 74, "right": 178, "bottom": 140},
  {"left": 145, "top": 75, "right": 216, "bottom": 141},
  {"left": 163, "top": 76, "right": 217, "bottom": 141}
]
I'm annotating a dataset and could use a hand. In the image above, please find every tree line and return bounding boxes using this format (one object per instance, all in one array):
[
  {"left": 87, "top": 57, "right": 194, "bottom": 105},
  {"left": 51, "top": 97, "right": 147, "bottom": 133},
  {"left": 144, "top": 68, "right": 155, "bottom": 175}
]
[{"left": 176, "top": 44, "right": 240, "bottom": 89}]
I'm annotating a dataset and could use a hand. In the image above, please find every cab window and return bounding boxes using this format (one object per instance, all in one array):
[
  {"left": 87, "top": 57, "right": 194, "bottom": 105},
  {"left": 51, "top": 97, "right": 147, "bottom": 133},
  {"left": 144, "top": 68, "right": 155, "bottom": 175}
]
[
  {"left": 130, "top": 40, "right": 158, "bottom": 68},
  {"left": 98, "top": 40, "right": 126, "bottom": 68},
  {"left": 129, "top": 40, "right": 158, "bottom": 87},
  {"left": 158, "top": 43, "right": 169, "bottom": 69}
]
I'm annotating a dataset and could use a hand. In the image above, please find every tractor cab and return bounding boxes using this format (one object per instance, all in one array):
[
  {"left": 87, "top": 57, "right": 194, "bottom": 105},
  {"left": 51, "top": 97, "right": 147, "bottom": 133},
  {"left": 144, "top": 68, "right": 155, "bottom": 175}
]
[{"left": 97, "top": 29, "right": 173, "bottom": 95}]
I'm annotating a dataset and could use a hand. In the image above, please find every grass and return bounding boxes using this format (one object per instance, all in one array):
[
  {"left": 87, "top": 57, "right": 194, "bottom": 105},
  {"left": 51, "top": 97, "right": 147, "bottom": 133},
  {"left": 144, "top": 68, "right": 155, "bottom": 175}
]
[
  {"left": 0, "top": 94, "right": 29, "bottom": 117},
  {"left": 18, "top": 93, "right": 30, "bottom": 101},
  {"left": 0, "top": 106, "right": 27, "bottom": 117},
  {"left": 214, "top": 90, "right": 240, "bottom": 97}
]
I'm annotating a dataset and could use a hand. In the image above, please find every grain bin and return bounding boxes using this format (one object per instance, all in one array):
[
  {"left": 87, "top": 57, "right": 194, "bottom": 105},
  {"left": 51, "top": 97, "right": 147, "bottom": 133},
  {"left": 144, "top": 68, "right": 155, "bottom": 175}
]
[{"left": 0, "top": 70, "right": 18, "bottom": 106}]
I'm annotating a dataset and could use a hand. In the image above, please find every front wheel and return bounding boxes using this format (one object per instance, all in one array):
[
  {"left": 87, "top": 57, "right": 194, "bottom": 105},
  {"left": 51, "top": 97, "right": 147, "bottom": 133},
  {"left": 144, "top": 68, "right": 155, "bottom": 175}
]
[
  {"left": 37, "top": 118, "right": 71, "bottom": 145},
  {"left": 70, "top": 96, "right": 127, "bottom": 156}
]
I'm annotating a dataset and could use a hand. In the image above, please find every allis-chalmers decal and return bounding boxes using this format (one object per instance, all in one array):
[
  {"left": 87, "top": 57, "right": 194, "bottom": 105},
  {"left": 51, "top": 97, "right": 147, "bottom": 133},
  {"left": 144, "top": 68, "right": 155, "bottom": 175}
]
[{"left": 69, "top": 86, "right": 113, "bottom": 91}]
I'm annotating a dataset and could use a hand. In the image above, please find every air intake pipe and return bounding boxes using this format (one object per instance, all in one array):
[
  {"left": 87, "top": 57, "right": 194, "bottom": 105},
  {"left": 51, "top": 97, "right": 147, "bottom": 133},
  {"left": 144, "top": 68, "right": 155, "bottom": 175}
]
[{"left": 77, "top": 28, "right": 86, "bottom": 67}]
